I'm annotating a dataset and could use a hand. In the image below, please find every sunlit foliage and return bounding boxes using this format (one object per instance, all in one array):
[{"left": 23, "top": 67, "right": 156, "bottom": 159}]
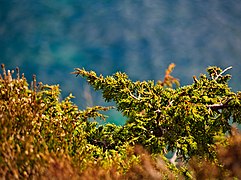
[
  {"left": 73, "top": 65, "right": 241, "bottom": 160},
  {"left": 1, "top": 63, "right": 241, "bottom": 179}
]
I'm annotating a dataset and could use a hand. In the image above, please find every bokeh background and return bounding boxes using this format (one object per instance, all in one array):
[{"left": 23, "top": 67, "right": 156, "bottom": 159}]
[{"left": 1, "top": 1, "right": 241, "bottom": 124}]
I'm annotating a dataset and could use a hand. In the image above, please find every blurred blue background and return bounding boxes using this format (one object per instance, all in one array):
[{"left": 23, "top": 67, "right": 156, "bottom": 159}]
[{"left": 1, "top": 1, "right": 241, "bottom": 124}]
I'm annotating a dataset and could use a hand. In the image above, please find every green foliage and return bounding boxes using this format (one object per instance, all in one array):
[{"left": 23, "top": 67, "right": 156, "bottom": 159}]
[
  {"left": 0, "top": 64, "right": 142, "bottom": 178},
  {"left": 1, "top": 63, "right": 241, "bottom": 179},
  {"left": 73, "top": 65, "right": 241, "bottom": 160}
]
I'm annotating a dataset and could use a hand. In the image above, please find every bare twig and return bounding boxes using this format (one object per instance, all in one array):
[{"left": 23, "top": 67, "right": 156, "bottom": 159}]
[
  {"left": 207, "top": 97, "right": 233, "bottom": 110},
  {"left": 155, "top": 109, "right": 161, "bottom": 113},
  {"left": 214, "top": 66, "right": 232, "bottom": 80},
  {"left": 129, "top": 92, "right": 141, "bottom": 100},
  {"left": 207, "top": 103, "right": 226, "bottom": 109}
]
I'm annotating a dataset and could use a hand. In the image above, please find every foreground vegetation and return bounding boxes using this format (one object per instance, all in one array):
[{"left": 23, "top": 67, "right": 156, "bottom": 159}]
[{"left": 1, "top": 63, "right": 241, "bottom": 179}]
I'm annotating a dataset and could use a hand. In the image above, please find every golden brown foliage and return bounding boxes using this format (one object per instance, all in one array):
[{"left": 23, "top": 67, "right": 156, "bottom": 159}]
[
  {"left": 189, "top": 128, "right": 241, "bottom": 179},
  {"left": 123, "top": 146, "right": 177, "bottom": 180},
  {"left": 157, "top": 63, "right": 180, "bottom": 88}
]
